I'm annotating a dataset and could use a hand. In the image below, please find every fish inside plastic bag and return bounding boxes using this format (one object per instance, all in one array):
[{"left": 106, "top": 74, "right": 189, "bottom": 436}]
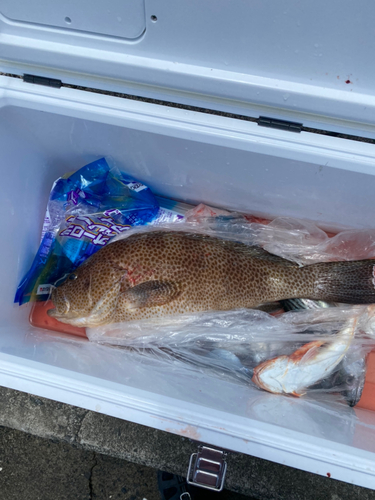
[
  {"left": 85, "top": 305, "right": 375, "bottom": 406},
  {"left": 46, "top": 213, "right": 375, "bottom": 328},
  {"left": 66, "top": 212, "right": 375, "bottom": 406},
  {"left": 20, "top": 321, "right": 372, "bottom": 446},
  {"left": 36, "top": 201, "right": 375, "bottom": 405}
]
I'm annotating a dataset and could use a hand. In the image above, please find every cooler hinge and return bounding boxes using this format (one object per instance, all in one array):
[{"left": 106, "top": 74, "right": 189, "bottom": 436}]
[
  {"left": 23, "top": 74, "right": 62, "bottom": 89},
  {"left": 258, "top": 116, "right": 303, "bottom": 133}
]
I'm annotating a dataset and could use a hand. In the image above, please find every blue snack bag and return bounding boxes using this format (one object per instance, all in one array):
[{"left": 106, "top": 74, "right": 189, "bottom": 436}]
[{"left": 15, "top": 158, "right": 159, "bottom": 305}]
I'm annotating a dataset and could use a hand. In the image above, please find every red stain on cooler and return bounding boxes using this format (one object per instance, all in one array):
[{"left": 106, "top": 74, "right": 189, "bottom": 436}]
[
  {"left": 327, "top": 473, "right": 331, "bottom": 478},
  {"left": 165, "top": 425, "right": 202, "bottom": 441},
  {"left": 29, "top": 300, "right": 87, "bottom": 338}
]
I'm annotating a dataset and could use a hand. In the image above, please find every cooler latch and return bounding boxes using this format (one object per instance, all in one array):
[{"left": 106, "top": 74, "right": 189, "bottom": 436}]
[
  {"left": 258, "top": 116, "right": 303, "bottom": 133},
  {"left": 23, "top": 74, "right": 62, "bottom": 88},
  {"left": 187, "top": 446, "right": 227, "bottom": 492}
]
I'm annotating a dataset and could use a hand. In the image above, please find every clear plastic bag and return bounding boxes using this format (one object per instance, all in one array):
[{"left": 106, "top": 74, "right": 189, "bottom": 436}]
[
  {"left": 256, "top": 217, "right": 375, "bottom": 265},
  {"left": 185, "top": 211, "right": 375, "bottom": 265},
  {"left": 111, "top": 211, "right": 375, "bottom": 265},
  {"left": 48, "top": 208, "right": 375, "bottom": 405},
  {"left": 86, "top": 306, "right": 375, "bottom": 405}
]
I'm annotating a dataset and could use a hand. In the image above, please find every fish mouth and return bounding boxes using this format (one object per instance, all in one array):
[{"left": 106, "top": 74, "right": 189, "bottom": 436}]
[
  {"left": 47, "top": 307, "right": 74, "bottom": 322},
  {"left": 47, "top": 301, "right": 78, "bottom": 322},
  {"left": 47, "top": 305, "right": 71, "bottom": 320},
  {"left": 48, "top": 289, "right": 70, "bottom": 318},
  {"left": 46, "top": 307, "right": 90, "bottom": 326},
  {"left": 47, "top": 307, "right": 57, "bottom": 318}
]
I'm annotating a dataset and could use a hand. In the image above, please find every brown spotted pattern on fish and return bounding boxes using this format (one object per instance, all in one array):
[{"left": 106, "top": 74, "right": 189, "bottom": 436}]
[{"left": 47, "top": 231, "right": 375, "bottom": 327}]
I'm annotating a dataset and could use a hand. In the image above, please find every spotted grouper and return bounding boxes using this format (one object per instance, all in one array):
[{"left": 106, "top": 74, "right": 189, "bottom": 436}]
[{"left": 47, "top": 230, "right": 375, "bottom": 327}]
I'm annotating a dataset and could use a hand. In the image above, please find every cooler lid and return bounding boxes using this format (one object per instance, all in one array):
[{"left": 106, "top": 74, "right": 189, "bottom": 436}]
[{"left": 1, "top": 0, "right": 375, "bottom": 133}]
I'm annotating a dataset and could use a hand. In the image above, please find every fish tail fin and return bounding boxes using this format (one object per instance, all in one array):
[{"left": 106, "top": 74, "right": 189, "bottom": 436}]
[
  {"left": 307, "top": 259, "right": 375, "bottom": 304},
  {"left": 289, "top": 340, "right": 325, "bottom": 362}
]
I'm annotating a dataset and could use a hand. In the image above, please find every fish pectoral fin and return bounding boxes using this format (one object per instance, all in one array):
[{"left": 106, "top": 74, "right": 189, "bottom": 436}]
[
  {"left": 289, "top": 340, "right": 325, "bottom": 363},
  {"left": 121, "top": 280, "right": 181, "bottom": 309}
]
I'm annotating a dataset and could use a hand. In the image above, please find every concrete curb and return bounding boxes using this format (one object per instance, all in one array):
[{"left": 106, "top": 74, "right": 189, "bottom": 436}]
[{"left": 1, "top": 386, "right": 375, "bottom": 499}]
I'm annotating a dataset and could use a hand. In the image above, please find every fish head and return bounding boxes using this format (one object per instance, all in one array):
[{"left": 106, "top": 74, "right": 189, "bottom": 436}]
[{"left": 47, "top": 256, "right": 126, "bottom": 327}]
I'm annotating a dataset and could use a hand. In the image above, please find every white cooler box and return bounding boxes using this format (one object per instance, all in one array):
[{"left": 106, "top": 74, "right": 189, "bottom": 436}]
[{"left": 1, "top": 0, "right": 375, "bottom": 490}]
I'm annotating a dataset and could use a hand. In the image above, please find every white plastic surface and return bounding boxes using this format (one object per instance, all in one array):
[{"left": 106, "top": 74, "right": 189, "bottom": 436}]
[
  {"left": 1, "top": 0, "right": 145, "bottom": 39},
  {"left": 2, "top": 75, "right": 375, "bottom": 487},
  {"left": 1, "top": 1, "right": 375, "bottom": 131}
]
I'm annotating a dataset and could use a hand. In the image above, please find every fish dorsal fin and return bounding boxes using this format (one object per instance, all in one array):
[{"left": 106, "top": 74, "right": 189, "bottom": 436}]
[
  {"left": 172, "top": 231, "right": 299, "bottom": 267},
  {"left": 120, "top": 280, "right": 181, "bottom": 309},
  {"left": 236, "top": 245, "right": 299, "bottom": 267},
  {"left": 122, "top": 230, "right": 299, "bottom": 267},
  {"left": 290, "top": 341, "right": 325, "bottom": 363}
]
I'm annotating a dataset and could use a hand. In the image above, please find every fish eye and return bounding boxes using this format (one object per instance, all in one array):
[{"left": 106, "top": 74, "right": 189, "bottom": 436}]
[{"left": 69, "top": 274, "right": 78, "bottom": 280}]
